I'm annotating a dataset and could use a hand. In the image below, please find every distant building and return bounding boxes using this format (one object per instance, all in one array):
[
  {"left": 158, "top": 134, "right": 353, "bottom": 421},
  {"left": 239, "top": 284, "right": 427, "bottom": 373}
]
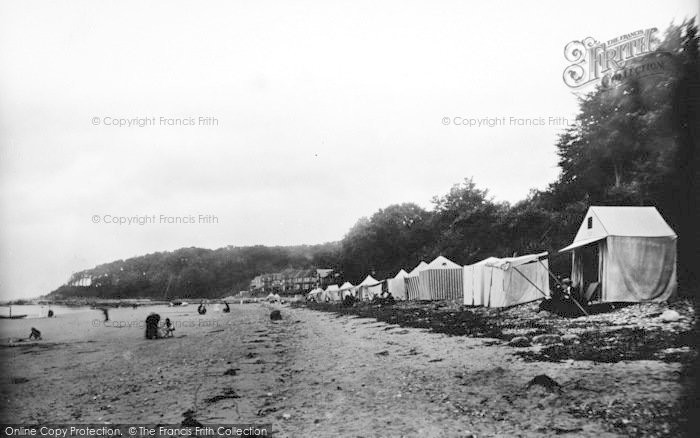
[
  {"left": 250, "top": 275, "right": 264, "bottom": 290},
  {"left": 249, "top": 268, "right": 334, "bottom": 294},
  {"left": 316, "top": 269, "right": 335, "bottom": 289}
]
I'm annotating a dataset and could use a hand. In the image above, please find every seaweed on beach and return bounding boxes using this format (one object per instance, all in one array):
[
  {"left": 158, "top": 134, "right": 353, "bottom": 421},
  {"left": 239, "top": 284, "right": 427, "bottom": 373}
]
[
  {"left": 515, "top": 327, "right": 697, "bottom": 363},
  {"left": 295, "top": 299, "right": 695, "bottom": 364},
  {"left": 297, "top": 301, "right": 505, "bottom": 338},
  {"left": 205, "top": 388, "right": 241, "bottom": 403},
  {"left": 568, "top": 398, "right": 685, "bottom": 437}
]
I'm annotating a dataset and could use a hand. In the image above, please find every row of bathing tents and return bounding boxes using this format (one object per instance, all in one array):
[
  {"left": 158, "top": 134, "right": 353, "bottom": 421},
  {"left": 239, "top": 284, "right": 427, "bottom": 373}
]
[
  {"left": 387, "top": 254, "right": 550, "bottom": 307},
  {"left": 307, "top": 253, "right": 551, "bottom": 308},
  {"left": 307, "top": 206, "right": 677, "bottom": 307},
  {"left": 307, "top": 275, "right": 385, "bottom": 302},
  {"left": 308, "top": 281, "right": 360, "bottom": 302},
  {"left": 388, "top": 206, "right": 677, "bottom": 306}
]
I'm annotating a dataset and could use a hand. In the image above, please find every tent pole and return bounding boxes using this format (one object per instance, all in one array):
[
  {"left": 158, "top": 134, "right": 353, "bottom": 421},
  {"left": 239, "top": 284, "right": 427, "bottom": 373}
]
[
  {"left": 534, "top": 259, "right": 589, "bottom": 317},
  {"left": 510, "top": 266, "right": 549, "bottom": 299},
  {"left": 538, "top": 259, "right": 565, "bottom": 289}
]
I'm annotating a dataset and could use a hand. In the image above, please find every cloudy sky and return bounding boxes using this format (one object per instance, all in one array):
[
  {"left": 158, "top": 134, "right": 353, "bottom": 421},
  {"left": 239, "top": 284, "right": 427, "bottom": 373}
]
[{"left": 0, "top": 0, "right": 697, "bottom": 300}]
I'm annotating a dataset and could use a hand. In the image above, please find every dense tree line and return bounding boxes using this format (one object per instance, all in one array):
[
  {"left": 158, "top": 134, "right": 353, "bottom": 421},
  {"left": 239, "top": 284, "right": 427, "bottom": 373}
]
[
  {"left": 339, "top": 20, "right": 699, "bottom": 291},
  {"left": 49, "top": 20, "right": 698, "bottom": 300},
  {"left": 49, "top": 244, "right": 340, "bottom": 299}
]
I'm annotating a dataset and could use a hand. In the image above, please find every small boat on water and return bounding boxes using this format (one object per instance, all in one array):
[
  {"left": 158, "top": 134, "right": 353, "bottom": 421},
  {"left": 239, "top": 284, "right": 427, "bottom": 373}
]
[{"left": 0, "top": 305, "right": 28, "bottom": 319}]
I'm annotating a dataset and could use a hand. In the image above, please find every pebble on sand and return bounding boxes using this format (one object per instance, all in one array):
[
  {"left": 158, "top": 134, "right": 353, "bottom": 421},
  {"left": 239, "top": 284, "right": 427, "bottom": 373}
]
[
  {"left": 659, "top": 309, "right": 681, "bottom": 322},
  {"left": 508, "top": 336, "right": 531, "bottom": 347},
  {"left": 531, "top": 334, "right": 562, "bottom": 345}
]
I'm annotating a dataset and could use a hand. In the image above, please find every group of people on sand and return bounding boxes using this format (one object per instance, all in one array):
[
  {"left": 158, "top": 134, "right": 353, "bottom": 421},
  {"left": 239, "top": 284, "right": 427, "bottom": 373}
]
[
  {"left": 196, "top": 300, "right": 230, "bottom": 315},
  {"left": 145, "top": 313, "right": 175, "bottom": 339},
  {"left": 145, "top": 301, "right": 231, "bottom": 340}
]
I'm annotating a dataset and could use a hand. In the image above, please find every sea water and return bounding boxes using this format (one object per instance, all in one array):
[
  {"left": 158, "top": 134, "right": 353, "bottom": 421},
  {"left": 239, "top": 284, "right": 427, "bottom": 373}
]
[{"left": 0, "top": 303, "right": 239, "bottom": 343}]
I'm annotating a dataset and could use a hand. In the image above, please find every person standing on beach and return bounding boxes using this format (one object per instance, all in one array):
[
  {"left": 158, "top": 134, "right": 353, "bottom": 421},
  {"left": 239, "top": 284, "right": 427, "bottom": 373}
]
[{"left": 145, "top": 313, "right": 161, "bottom": 339}]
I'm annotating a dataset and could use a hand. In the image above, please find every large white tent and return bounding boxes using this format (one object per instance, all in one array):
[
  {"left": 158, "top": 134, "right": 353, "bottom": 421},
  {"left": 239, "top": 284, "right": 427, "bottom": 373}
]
[
  {"left": 339, "top": 282, "right": 355, "bottom": 299},
  {"left": 404, "top": 261, "right": 428, "bottom": 300},
  {"left": 356, "top": 275, "right": 383, "bottom": 300},
  {"left": 323, "top": 284, "right": 341, "bottom": 302},
  {"left": 463, "top": 252, "right": 549, "bottom": 308},
  {"left": 419, "top": 255, "right": 463, "bottom": 301},
  {"left": 387, "top": 269, "right": 408, "bottom": 300},
  {"left": 560, "top": 206, "right": 677, "bottom": 302}
]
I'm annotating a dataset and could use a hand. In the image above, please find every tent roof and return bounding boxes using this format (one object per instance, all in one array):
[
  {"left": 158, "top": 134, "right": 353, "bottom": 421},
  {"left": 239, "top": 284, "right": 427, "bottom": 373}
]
[
  {"left": 325, "top": 285, "right": 339, "bottom": 292},
  {"left": 483, "top": 252, "right": 548, "bottom": 269},
  {"left": 469, "top": 257, "right": 500, "bottom": 266},
  {"left": 339, "top": 282, "right": 355, "bottom": 290},
  {"left": 358, "top": 275, "right": 380, "bottom": 286},
  {"left": 427, "top": 255, "right": 461, "bottom": 269},
  {"left": 407, "top": 261, "right": 429, "bottom": 276},
  {"left": 393, "top": 269, "right": 408, "bottom": 279},
  {"left": 560, "top": 206, "right": 676, "bottom": 252}
]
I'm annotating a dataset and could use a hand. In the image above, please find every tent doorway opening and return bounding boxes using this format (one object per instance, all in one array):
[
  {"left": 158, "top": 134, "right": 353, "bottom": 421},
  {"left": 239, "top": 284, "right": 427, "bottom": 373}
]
[{"left": 578, "top": 244, "right": 600, "bottom": 301}]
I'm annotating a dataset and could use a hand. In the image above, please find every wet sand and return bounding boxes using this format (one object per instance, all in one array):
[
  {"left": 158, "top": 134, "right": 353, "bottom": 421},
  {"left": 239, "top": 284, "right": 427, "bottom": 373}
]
[{"left": 0, "top": 303, "right": 686, "bottom": 436}]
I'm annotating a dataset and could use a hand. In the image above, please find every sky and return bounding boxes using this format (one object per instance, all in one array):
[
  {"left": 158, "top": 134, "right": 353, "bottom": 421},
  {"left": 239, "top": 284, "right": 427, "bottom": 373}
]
[{"left": 0, "top": 0, "right": 697, "bottom": 300}]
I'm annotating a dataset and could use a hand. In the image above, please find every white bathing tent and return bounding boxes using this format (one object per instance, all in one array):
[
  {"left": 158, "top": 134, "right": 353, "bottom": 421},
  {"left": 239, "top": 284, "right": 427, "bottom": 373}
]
[
  {"left": 419, "top": 255, "right": 464, "bottom": 301},
  {"left": 404, "top": 261, "right": 428, "bottom": 300},
  {"left": 356, "top": 275, "right": 383, "bottom": 300},
  {"left": 463, "top": 252, "right": 550, "bottom": 307},
  {"left": 560, "top": 206, "right": 677, "bottom": 302},
  {"left": 323, "top": 284, "right": 341, "bottom": 301},
  {"left": 339, "top": 282, "right": 355, "bottom": 299},
  {"left": 307, "top": 287, "right": 324, "bottom": 302},
  {"left": 387, "top": 269, "right": 408, "bottom": 300}
]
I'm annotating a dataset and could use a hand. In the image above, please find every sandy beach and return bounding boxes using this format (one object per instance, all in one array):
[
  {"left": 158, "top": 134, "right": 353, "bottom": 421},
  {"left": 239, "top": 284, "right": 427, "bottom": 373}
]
[{"left": 0, "top": 302, "right": 689, "bottom": 437}]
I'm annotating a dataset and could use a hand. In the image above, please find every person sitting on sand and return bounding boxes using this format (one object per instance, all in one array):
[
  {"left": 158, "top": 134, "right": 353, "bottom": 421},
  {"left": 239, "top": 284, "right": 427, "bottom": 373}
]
[
  {"left": 562, "top": 278, "right": 581, "bottom": 300},
  {"left": 539, "top": 278, "right": 582, "bottom": 317},
  {"left": 222, "top": 301, "right": 230, "bottom": 313},
  {"left": 162, "top": 317, "right": 175, "bottom": 337},
  {"left": 198, "top": 302, "right": 207, "bottom": 315},
  {"left": 29, "top": 327, "right": 41, "bottom": 340}
]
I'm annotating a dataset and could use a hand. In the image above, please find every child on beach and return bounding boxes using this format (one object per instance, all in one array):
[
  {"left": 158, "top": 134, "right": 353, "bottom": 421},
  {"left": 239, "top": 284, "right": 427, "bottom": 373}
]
[{"left": 163, "top": 318, "right": 175, "bottom": 337}]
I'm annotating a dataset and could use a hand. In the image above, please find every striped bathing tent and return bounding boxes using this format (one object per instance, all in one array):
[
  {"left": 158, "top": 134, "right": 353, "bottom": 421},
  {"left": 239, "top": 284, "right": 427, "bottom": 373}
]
[
  {"left": 419, "top": 255, "right": 463, "bottom": 301},
  {"left": 387, "top": 269, "right": 408, "bottom": 300},
  {"left": 404, "top": 261, "right": 428, "bottom": 300},
  {"left": 463, "top": 252, "right": 550, "bottom": 308}
]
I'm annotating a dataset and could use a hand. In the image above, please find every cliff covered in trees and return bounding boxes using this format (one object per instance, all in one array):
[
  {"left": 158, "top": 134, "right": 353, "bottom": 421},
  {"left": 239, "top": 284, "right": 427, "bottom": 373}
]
[{"left": 49, "top": 20, "right": 699, "bottom": 300}]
